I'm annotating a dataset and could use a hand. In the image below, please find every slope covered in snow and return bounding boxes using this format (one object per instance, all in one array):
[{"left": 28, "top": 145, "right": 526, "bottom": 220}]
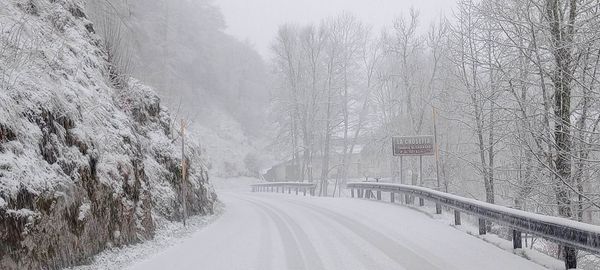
[
  {"left": 84, "top": 0, "right": 273, "bottom": 178},
  {"left": 192, "top": 105, "right": 269, "bottom": 177},
  {"left": 0, "top": 1, "right": 215, "bottom": 269}
]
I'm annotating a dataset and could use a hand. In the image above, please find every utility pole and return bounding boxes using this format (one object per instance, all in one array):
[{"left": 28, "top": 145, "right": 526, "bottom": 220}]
[
  {"left": 181, "top": 119, "right": 188, "bottom": 227},
  {"left": 433, "top": 107, "right": 442, "bottom": 214},
  {"left": 433, "top": 107, "right": 441, "bottom": 189}
]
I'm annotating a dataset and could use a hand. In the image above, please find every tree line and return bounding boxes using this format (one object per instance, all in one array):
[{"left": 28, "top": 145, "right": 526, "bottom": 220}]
[{"left": 269, "top": 1, "right": 600, "bottom": 258}]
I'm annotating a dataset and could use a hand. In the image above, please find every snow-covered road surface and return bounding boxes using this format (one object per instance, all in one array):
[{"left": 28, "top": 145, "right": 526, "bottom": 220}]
[{"left": 128, "top": 192, "right": 547, "bottom": 270}]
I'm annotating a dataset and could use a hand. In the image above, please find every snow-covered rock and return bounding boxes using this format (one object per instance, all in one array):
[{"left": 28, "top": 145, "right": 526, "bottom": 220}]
[{"left": 0, "top": 1, "right": 216, "bottom": 269}]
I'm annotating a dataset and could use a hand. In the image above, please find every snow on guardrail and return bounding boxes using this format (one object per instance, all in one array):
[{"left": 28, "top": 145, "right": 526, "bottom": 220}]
[
  {"left": 346, "top": 182, "right": 600, "bottom": 268},
  {"left": 251, "top": 182, "right": 317, "bottom": 196}
]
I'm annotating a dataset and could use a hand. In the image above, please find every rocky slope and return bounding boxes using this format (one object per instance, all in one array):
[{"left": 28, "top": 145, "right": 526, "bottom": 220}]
[{"left": 0, "top": 0, "right": 216, "bottom": 269}]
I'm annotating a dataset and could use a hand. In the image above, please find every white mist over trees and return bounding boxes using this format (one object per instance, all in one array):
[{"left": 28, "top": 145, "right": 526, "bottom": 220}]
[
  {"left": 269, "top": 0, "right": 600, "bottom": 238},
  {"left": 86, "top": 0, "right": 272, "bottom": 176},
  {"left": 87, "top": 0, "right": 269, "bottom": 133}
]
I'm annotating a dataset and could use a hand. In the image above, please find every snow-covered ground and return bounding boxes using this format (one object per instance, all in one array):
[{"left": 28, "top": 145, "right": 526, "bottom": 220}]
[
  {"left": 67, "top": 203, "right": 223, "bottom": 270},
  {"left": 210, "top": 176, "right": 261, "bottom": 192},
  {"left": 126, "top": 190, "right": 551, "bottom": 270}
]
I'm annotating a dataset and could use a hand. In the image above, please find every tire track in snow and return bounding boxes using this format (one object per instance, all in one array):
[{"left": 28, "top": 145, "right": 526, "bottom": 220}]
[
  {"left": 239, "top": 197, "right": 306, "bottom": 269},
  {"left": 255, "top": 206, "right": 274, "bottom": 270},
  {"left": 252, "top": 195, "right": 389, "bottom": 270},
  {"left": 282, "top": 198, "right": 447, "bottom": 270},
  {"left": 241, "top": 196, "right": 326, "bottom": 270}
]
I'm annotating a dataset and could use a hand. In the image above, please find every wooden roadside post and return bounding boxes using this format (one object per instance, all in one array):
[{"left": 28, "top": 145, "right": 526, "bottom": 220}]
[
  {"left": 181, "top": 119, "right": 188, "bottom": 227},
  {"left": 433, "top": 108, "right": 442, "bottom": 215}
]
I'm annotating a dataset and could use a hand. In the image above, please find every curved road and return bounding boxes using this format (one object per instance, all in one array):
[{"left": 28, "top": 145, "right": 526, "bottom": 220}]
[{"left": 129, "top": 192, "right": 548, "bottom": 270}]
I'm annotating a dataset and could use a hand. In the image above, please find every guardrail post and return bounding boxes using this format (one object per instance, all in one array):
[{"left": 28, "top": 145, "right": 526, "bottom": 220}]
[
  {"left": 512, "top": 229, "right": 521, "bottom": 249},
  {"left": 288, "top": 187, "right": 291, "bottom": 194},
  {"left": 419, "top": 198, "right": 424, "bottom": 206},
  {"left": 454, "top": 210, "right": 461, "bottom": 225},
  {"left": 303, "top": 188, "right": 307, "bottom": 196},
  {"left": 564, "top": 247, "right": 577, "bottom": 269},
  {"left": 405, "top": 194, "right": 410, "bottom": 204},
  {"left": 478, "top": 219, "right": 486, "bottom": 235},
  {"left": 390, "top": 193, "right": 395, "bottom": 203},
  {"left": 435, "top": 203, "right": 442, "bottom": 214},
  {"left": 358, "top": 189, "right": 363, "bottom": 198},
  {"left": 295, "top": 188, "right": 299, "bottom": 195},
  {"left": 377, "top": 190, "right": 382, "bottom": 200},
  {"left": 351, "top": 188, "right": 355, "bottom": 198}
]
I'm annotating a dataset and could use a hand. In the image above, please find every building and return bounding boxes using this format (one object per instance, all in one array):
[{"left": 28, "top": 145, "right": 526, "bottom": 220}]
[{"left": 263, "top": 144, "right": 367, "bottom": 182}]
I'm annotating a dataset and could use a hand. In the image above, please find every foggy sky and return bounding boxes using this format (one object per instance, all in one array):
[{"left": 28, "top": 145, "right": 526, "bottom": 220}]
[{"left": 214, "top": 0, "right": 456, "bottom": 58}]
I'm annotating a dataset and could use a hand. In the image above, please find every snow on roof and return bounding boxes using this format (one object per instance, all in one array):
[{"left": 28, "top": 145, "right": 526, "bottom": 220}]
[{"left": 333, "top": 145, "right": 364, "bottom": 155}]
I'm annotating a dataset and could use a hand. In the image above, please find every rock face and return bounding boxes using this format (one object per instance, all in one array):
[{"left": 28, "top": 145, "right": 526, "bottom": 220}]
[{"left": 0, "top": 1, "right": 216, "bottom": 269}]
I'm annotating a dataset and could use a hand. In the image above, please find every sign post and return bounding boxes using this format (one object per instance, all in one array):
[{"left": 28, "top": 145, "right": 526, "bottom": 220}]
[{"left": 392, "top": 135, "right": 435, "bottom": 204}]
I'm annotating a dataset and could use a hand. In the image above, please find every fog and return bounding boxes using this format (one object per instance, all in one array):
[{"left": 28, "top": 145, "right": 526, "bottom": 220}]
[
  {"left": 2, "top": 0, "right": 600, "bottom": 269},
  {"left": 216, "top": 0, "right": 456, "bottom": 57}
]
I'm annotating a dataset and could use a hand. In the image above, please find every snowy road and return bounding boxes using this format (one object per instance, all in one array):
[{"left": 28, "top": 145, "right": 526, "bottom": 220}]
[{"left": 128, "top": 192, "right": 547, "bottom": 270}]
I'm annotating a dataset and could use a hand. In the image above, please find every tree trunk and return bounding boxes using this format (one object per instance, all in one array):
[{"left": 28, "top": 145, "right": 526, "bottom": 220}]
[{"left": 546, "top": 0, "right": 578, "bottom": 267}]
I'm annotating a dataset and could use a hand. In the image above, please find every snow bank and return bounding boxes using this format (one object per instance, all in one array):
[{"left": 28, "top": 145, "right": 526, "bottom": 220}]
[
  {"left": 69, "top": 202, "right": 224, "bottom": 270},
  {"left": 211, "top": 176, "right": 262, "bottom": 192}
]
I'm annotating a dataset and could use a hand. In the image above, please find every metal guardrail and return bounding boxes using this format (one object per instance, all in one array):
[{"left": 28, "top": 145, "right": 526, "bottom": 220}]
[
  {"left": 347, "top": 182, "right": 600, "bottom": 269},
  {"left": 251, "top": 182, "right": 317, "bottom": 196}
]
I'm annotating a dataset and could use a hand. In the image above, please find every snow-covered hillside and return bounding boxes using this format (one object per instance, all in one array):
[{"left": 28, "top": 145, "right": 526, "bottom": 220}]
[
  {"left": 0, "top": 1, "right": 215, "bottom": 269},
  {"left": 83, "top": 0, "right": 273, "bottom": 178},
  {"left": 192, "top": 104, "right": 268, "bottom": 177}
]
